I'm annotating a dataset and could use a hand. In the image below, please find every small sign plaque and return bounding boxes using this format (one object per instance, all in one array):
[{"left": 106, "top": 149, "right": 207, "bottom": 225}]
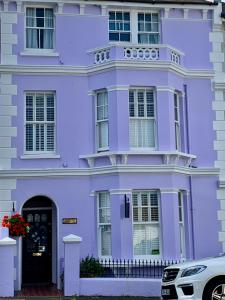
[{"left": 62, "top": 218, "right": 77, "bottom": 224}]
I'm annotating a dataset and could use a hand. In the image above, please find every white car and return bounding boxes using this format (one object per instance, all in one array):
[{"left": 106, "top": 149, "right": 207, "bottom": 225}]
[{"left": 161, "top": 254, "right": 225, "bottom": 300}]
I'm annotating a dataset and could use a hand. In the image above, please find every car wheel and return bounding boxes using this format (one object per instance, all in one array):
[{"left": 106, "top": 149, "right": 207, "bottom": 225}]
[{"left": 203, "top": 279, "right": 225, "bottom": 300}]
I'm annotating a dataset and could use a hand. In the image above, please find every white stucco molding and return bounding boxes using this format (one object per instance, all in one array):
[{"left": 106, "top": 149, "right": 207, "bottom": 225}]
[
  {"left": 0, "top": 237, "right": 16, "bottom": 246},
  {"left": 0, "top": 166, "right": 219, "bottom": 178},
  {"left": 80, "top": 150, "right": 196, "bottom": 168},
  {"left": 110, "top": 189, "right": 132, "bottom": 195},
  {"left": 0, "top": 62, "right": 214, "bottom": 79},
  {"left": 63, "top": 234, "right": 82, "bottom": 244},
  {"left": 160, "top": 188, "right": 179, "bottom": 194}
]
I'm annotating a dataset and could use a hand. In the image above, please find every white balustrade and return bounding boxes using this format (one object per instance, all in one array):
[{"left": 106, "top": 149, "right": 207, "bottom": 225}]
[
  {"left": 124, "top": 47, "right": 159, "bottom": 61},
  {"left": 171, "top": 51, "right": 181, "bottom": 65},
  {"left": 94, "top": 49, "right": 110, "bottom": 64}
]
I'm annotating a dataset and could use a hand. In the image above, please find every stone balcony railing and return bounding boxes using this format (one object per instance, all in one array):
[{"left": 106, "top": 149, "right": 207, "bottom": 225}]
[{"left": 88, "top": 43, "right": 184, "bottom": 66}]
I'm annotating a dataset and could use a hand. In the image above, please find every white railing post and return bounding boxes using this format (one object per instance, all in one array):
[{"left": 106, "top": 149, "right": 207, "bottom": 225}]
[{"left": 63, "top": 234, "right": 82, "bottom": 296}]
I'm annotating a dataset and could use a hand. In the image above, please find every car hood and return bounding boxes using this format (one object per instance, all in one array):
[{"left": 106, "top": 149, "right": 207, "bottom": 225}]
[{"left": 165, "top": 255, "right": 225, "bottom": 270}]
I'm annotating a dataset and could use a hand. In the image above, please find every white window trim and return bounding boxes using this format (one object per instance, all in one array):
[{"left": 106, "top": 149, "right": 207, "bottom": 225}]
[
  {"left": 174, "top": 91, "right": 181, "bottom": 151},
  {"left": 132, "top": 190, "right": 162, "bottom": 259},
  {"left": 24, "top": 5, "right": 56, "bottom": 52},
  {"left": 95, "top": 90, "right": 109, "bottom": 152},
  {"left": 108, "top": 8, "right": 161, "bottom": 44},
  {"left": 129, "top": 88, "right": 157, "bottom": 150},
  {"left": 178, "top": 191, "right": 186, "bottom": 259},
  {"left": 97, "top": 191, "right": 112, "bottom": 259},
  {"left": 24, "top": 91, "right": 56, "bottom": 154}
]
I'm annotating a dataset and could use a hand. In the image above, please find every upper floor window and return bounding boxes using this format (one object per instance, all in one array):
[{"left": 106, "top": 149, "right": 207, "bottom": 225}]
[
  {"left": 133, "top": 191, "right": 160, "bottom": 257},
  {"left": 109, "top": 11, "right": 131, "bottom": 42},
  {"left": 138, "top": 13, "right": 159, "bottom": 44},
  {"left": 25, "top": 92, "right": 55, "bottom": 152},
  {"left": 96, "top": 90, "right": 109, "bottom": 151},
  {"left": 97, "top": 192, "right": 111, "bottom": 257},
  {"left": 108, "top": 11, "right": 160, "bottom": 44},
  {"left": 129, "top": 89, "right": 156, "bottom": 149},
  {"left": 26, "top": 7, "right": 54, "bottom": 49}
]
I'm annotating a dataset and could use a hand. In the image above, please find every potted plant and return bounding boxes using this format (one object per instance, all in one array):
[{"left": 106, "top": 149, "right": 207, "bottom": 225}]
[{"left": 2, "top": 213, "right": 30, "bottom": 237}]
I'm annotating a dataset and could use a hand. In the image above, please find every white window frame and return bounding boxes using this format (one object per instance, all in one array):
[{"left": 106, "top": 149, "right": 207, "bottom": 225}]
[
  {"left": 174, "top": 91, "right": 181, "bottom": 151},
  {"left": 24, "top": 91, "right": 56, "bottom": 154},
  {"left": 97, "top": 191, "right": 112, "bottom": 258},
  {"left": 132, "top": 190, "right": 161, "bottom": 259},
  {"left": 24, "top": 5, "right": 55, "bottom": 52},
  {"left": 108, "top": 10, "right": 131, "bottom": 42},
  {"left": 178, "top": 191, "right": 186, "bottom": 259},
  {"left": 108, "top": 9, "right": 160, "bottom": 45},
  {"left": 137, "top": 12, "right": 160, "bottom": 44},
  {"left": 95, "top": 90, "right": 109, "bottom": 152},
  {"left": 129, "top": 88, "right": 157, "bottom": 150}
]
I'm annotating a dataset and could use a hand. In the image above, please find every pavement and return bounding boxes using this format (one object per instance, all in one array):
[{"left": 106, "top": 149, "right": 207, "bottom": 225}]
[{"left": 1, "top": 297, "right": 161, "bottom": 300}]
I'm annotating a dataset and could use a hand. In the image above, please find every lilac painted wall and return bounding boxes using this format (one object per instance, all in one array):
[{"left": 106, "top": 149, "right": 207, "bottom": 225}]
[{"left": 3, "top": 2, "right": 221, "bottom": 293}]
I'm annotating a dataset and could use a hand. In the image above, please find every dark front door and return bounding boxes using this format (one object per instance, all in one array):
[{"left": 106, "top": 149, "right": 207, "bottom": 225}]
[{"left": 22, "top": 209, "right": 52, "bottom": 285}]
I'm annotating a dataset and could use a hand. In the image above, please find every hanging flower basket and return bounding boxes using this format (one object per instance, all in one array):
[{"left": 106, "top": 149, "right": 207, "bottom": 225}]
[{"left": 1, "top": 213, "right": 30, "bottom": 237}]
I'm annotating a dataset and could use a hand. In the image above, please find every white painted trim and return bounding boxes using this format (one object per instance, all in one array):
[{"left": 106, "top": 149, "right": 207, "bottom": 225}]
[
  {"left": 0, "top": 62, "right": 214, "bottom": 79},
  {"left": 109, "top": 189, "right": 132, "bottom": 195},
  {"left": 88, "top": 43, "right": 184, "bottom": 56},
  {"left": 160, "top": 188, "right": 179, "bottom": 194},
  {"left": 63, "top": 234, "right": 82, "bottom": 243},
  {"left": 0, "top": 166, "right": 219, "bottom": 178},
  {"left": 20, "top": 154, "right": 60, "bottom": 159},
  {"left": 20, "top": 51, "right": 60, "bottom": 57},
  {"left": 156, "top": 86, "right": 175, "bottom": 93},
  {"left": 107, "top": 85, "right": 129, "bottom": 92},
  {"left": 17, "top": 0, "right": 216, "bottom": 10},
  {"left": 0, "top": 237, "right": 16, "bottom": 245}
]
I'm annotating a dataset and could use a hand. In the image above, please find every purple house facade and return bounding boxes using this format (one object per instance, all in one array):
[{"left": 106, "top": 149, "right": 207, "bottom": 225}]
[{"left": 0, "top": 0, "right": 222, "bottom": 291}]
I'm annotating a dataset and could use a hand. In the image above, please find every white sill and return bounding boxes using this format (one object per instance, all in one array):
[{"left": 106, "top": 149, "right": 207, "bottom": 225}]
[
  {"left": 20, "top": 50, "right": 59, "bottom": 57},
  {"left": 20, "top": 154, "right": 61, "bottom": 159}
]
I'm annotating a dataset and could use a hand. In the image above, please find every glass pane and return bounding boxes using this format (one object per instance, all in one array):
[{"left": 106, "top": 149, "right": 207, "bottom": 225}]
[
  {"left": 116, "top": 12, "right": 122, "bottom": 20},
  {"left": 124, "top": 12, "right": 130, "bottom": 20},
  {"left": 98, "top": 121, "right": 108, "bottom": 148},
  {"left": 145, "top": 14, "right": 151, "bottom": 22},
  {"left": 47, "top": 124, "right": 54, "bottom": 151},
  {"left": 26, "top": 124, "right": 33, "bottom": 151},
  {"left": 101, "top": 225, "right": 111, "bottom": 256},
  {"left": 109, "top": 22, "right": 115, "bottom": 30},
  {"left": 109, "top": 11, "right": 115, "bottom": 20},
  {"left": 138, "top": 23, "right": 145, "bottom": 32},
  {"left": 109, "top": 32, "right": 119, "bottom": 41},
  {"left": 34, "top": 214, "right": 40, "bottom": 222},
  {"left": 138, "top": 33, "right": 148, "bottom": 44},
  {"left": 37, "top": 18, "right": 44, "bottom": 27},
  {"left": 120, "top": 33, "right": 130, "bottom": 42},
  {"left": 41, "top": 214, "right": 47, "bottom": 222},
  {"left": 138, "top": 13, "right": 144, "bottom": 21},
  {"left": 36, "top": 8, "right": 44, "bottom": 17},
  {"left": 27, "top": 214, "right": 33, "bottom": 222},
  {"left": 124, "top": 23, "right": 130, "bottom": 31}
]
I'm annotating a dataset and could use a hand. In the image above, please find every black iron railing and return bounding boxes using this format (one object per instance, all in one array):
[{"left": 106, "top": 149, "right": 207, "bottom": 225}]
[{"left": 80, "top": 257, "right": 180, "bottom": 278}]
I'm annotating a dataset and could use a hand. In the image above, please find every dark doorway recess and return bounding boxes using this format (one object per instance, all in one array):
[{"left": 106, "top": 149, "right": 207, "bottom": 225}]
[{"left": 22, "top": 196, "right": 53, "bottom": 285}]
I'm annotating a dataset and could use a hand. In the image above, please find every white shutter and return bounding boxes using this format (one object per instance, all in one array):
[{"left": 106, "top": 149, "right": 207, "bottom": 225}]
[
  {"left": 25, "top": 92, "right": 55, "bottom": 152},
  {"left": 133, "top": 191, "right": 160, "bottom": 256},
  {"left": 129, "top": 89, "right": 155, "bottom": 149}
]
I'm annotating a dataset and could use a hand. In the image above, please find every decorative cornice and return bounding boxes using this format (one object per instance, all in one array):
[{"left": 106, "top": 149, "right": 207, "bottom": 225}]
[
  {"left": 110, "top": 189, "right": 132, "bottom": 195},
  {"left": 0, "top": 166, "right": 219, "bottom": 178},
  {"left": 0, "top": 62, "right": 214, "bottom": 79}
]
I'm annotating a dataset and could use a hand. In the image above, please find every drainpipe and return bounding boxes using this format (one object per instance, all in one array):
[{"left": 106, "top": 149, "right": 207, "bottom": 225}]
[{"left": 184, "top": 84, "right": 195, "bottom": 259}]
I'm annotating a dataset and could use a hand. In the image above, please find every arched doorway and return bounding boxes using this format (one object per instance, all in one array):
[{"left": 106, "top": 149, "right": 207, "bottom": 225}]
[{"left": 22, "top": 196, "right": 57, "bottom": 286}]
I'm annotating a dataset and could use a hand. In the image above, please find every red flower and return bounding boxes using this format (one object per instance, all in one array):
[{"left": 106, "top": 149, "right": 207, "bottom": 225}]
[{"left": 1, "top": 213, "right": 30, "bottom": 237}]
